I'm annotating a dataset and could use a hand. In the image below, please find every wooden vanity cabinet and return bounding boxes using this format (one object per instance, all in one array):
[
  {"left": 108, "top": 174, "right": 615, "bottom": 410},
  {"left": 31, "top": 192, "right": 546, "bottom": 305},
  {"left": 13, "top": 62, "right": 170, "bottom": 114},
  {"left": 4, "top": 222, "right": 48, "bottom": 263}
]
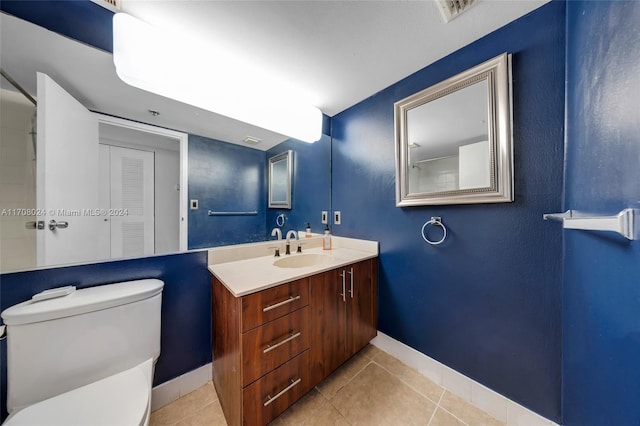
[
  {"left": 308, "top": 259, "right": 377, "bottom": 384},
  {"left": 212, "top": 258, "right": 377, "bottom": 426}
]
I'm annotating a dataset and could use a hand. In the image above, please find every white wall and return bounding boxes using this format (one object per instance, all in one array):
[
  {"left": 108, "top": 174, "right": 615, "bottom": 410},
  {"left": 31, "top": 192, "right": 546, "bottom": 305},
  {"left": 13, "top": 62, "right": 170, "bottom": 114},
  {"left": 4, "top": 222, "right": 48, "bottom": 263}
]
[
  {"left": 409, "top": 155, "right": 459, "bottom": 193},
  {"left": 0, "top": 89, "right": 36, "bottom": 271},
  {"left": 458, "top": 140, "right": 490, "bottom": 189},
  {"left": 154, "top": 148, "right": 180, "bottom": 253}
]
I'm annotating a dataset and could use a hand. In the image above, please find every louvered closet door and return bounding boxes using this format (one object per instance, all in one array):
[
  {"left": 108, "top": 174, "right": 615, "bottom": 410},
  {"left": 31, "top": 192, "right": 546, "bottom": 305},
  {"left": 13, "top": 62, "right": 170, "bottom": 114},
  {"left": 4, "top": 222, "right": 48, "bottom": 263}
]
[{"left": 109, "top": 146, "right": 155, "bottom": 258}]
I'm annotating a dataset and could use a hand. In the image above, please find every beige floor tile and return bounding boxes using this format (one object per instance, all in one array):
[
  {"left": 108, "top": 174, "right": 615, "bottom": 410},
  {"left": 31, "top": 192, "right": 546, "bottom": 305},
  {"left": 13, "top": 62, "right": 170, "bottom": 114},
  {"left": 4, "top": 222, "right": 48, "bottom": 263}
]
[
  {"left": 359, "top": 344, "right": 383, "bottom": 360},
  {"left": 315, "top": 352, "right": 371, "bottom": 399},
  {"left": 270, "top": 388, "right": 328, "bottom": 425},
  {"left": 439, "top": 391, "right": 504, "bottom": 426},
  {"left": 374, "top": 350, "right": 445, "bottom": 403},
  {"left": 150, "top": 382, "right": 218, "bottom": 425},
  {"left": 303, "top": 403, "right": 350, "bottom": 426},
  {"left": 175, "top": 399, "right": 227, "bottom": 426},
  {"left": 153, "top": 354, "right": 503, "bottom": 426},
  {"left": 150, "top": 399, "right": 188, "bottom": 426},
  {"left": 429, "top": 408, "right": 467, "bottom": 426},
  {"left": 330, "top": 363, "right": 436, "bottom": 426}
]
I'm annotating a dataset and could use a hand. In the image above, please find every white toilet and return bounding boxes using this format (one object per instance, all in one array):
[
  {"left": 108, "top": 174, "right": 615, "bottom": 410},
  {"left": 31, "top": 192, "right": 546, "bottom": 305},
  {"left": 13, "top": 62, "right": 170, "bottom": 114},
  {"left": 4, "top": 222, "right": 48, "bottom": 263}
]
[{"left": 1, "top": 279, "right": 164, "bottom": 425}]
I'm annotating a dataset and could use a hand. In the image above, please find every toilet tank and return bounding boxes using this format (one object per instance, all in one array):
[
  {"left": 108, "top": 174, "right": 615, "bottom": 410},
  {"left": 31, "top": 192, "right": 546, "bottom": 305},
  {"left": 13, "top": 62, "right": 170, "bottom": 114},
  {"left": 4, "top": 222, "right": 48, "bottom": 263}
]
[{"left": 1, "top": 279, "right": 164, "bottom": 413}]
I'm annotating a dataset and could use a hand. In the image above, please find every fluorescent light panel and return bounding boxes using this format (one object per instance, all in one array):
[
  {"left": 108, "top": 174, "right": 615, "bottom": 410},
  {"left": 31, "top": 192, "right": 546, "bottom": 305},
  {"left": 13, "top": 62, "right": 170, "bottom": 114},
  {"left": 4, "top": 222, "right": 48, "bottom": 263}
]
[{"left": 112, "top": 13, "right": 322, "bottom": 143}]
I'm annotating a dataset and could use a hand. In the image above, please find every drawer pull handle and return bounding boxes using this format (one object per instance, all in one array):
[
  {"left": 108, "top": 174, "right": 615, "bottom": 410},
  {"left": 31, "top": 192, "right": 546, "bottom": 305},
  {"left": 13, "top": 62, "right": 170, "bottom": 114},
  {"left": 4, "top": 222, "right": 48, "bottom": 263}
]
[
  {"left": 263, "top": 295, "right": 301, "bottom": 312},
  {"left": 263, "top": 332, "right": 301, "bottom": 353},
  {"left": 264, "top": 378, "right": 302, "bottom": 407}
]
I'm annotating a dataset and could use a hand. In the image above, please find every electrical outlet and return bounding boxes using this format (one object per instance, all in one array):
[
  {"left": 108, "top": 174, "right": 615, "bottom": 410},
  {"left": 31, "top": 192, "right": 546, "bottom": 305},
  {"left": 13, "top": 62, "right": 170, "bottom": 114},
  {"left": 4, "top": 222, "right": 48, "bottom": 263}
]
[
  {"left": 334, "top": 211, "right": 341, "bottom": 225},
  {"left": 190, "top": 199, "right": 199, "bottom": 210},
  {"left": 321, "top": 211, "right": 328, "bottom": 224}
]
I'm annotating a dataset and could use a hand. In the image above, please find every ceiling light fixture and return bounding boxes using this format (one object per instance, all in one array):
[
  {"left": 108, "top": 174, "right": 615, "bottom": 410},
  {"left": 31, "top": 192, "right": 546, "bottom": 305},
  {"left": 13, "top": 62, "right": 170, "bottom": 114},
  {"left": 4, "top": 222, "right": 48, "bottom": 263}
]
[{"left": 112, "top": 13, "right": 322, "bottom": 143}]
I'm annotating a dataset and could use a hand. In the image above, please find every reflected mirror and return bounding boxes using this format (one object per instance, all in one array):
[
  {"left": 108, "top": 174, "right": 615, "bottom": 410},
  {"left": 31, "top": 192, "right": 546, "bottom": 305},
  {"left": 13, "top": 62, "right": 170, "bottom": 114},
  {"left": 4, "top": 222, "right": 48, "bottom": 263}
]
[
  {"left": 0, "top": 11, "right": 331, "bottom": 273},
  {"left": 268, "top": 150, "right": 292, "bottom": 209},
  {"left": 395, "top": 53, "right": 513, "bottom": 206}
]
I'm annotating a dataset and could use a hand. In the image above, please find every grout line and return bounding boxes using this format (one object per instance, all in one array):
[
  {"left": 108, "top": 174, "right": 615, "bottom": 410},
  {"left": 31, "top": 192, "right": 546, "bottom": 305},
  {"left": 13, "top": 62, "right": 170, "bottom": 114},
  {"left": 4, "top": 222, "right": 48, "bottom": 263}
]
[
  {"left": 316, "top": 356, "right": 372, "bottom": 400},
  {"left": 426, "top": 388, "right": 446, "bottom": 426},
  {"left": 370, "top": 358, "right": 443, "bottom": 406},
  {"left": 321, "top": 358, "right": 373, "bottom": 424},
  {"left": 296, "top": 390, "right": 331, "bottom": 426}
]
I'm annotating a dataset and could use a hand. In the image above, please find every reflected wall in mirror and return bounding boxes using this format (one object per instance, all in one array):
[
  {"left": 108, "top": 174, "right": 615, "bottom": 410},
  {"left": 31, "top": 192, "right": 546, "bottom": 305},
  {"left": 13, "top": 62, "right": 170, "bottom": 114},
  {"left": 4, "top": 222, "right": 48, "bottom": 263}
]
[
  {"left": 268, "top": 150, "right": 293, "bottom": 209},
  {"left": 0, "top": 81, "right": 37, "bottom": 271},
  {"left": 395, "top": 52, "right": 513, "bottom": 206},
  {"left": 0, "top": 10, "right": 332, "bottom": 273}
]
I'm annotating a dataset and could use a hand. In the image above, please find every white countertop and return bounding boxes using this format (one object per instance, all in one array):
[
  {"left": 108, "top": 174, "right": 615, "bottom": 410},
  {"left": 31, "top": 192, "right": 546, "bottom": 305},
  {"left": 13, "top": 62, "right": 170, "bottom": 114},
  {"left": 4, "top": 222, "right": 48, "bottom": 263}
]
[{"left": 208, "top": 236, "right": 378, "bottom": 297}]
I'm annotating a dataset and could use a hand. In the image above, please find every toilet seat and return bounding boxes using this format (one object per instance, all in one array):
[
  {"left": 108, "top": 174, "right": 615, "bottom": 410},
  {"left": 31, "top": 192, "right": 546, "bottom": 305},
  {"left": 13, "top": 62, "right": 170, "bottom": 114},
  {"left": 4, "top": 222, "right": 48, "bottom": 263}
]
[{"left": 4, "top": 360, "right": 152, "bottom": 426}]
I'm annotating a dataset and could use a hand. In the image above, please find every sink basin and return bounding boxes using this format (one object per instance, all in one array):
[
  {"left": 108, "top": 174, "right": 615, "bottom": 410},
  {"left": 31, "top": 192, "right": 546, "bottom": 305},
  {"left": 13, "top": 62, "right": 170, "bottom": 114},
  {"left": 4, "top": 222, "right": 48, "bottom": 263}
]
[{"left": 273, "top": 253, "right": 331, "bottom": 268}]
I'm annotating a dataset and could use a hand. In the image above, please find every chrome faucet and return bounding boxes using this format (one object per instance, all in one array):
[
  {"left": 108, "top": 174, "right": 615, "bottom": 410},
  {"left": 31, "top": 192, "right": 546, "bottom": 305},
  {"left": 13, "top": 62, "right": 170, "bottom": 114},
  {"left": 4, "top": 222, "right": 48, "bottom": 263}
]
[
  {"left": 285, "top": 230, "right": 298, "bottom": 255},
  {"left": 271, "top": 228, "right": 282, "bottom": 240}
]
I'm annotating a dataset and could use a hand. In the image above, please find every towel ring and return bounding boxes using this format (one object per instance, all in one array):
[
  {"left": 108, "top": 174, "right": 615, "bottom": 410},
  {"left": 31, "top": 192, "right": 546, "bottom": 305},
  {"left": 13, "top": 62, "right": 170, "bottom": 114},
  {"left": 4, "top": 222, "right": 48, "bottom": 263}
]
[
  {"left": 421, "top": 217, "right": 447, "bottom": 245},
  {"left": 276, "top": 214, "right": 286, "bottom": 227}
]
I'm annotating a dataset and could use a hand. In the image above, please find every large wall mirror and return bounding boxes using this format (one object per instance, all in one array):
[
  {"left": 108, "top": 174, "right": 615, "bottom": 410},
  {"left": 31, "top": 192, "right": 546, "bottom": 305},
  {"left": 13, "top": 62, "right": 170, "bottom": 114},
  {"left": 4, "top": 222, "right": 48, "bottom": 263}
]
[
  {"left": 0, "top": 11, "right": 331, "bottom": 273},
  {"left": 395, "top": 52, "right": 513, "bottom": 206}
]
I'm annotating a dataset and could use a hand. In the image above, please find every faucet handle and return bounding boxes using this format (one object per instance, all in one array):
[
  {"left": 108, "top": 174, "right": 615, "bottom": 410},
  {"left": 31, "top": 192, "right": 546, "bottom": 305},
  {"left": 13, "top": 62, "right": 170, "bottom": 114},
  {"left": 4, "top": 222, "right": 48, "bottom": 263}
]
[
  {"left": 297, "top": 242, "right": 305, "bottom": 253},
  {"left": 268, "top": 246, "right": 281, "bottom": 257}
]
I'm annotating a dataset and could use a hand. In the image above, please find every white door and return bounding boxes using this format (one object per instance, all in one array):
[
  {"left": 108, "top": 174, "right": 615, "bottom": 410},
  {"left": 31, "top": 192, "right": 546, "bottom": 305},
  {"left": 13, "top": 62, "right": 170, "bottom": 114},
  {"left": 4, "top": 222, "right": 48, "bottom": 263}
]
[
  {"left": 36, "top": 73, "right": 100, "bottom": 266},
  {"left": 108, "top": 145, "right": 155, "bottom": 258}
]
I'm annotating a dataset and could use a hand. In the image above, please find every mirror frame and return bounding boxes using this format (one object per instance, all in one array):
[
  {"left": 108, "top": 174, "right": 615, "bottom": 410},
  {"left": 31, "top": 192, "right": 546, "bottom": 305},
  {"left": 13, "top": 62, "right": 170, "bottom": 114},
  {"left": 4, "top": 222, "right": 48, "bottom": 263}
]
[
  {"left": 268, "top": 150, "right": 293, "bottom": 209},
  {"left": 394, "top": 52, "right": 513, "bottom": 206}
]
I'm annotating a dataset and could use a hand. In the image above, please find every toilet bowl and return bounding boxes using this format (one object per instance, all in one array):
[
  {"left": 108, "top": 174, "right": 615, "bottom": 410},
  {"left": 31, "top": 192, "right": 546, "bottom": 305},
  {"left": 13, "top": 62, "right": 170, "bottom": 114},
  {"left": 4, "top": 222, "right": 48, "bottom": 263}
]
[
  {"left": 4, "top": 358, "right": 154, "bottom": 426},
  {"left": 1, "top": 279, "right": 164, "bottom": 426}
]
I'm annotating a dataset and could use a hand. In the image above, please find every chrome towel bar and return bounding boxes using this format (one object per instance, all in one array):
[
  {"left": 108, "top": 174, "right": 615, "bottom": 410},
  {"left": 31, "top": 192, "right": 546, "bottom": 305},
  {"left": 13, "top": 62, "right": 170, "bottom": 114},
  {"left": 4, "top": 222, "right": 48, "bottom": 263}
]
[
  {"left": 208, "top": 210, "right": 257, "bottom": 216},
  {"left": 543, "top": 208, "right": 637, "bottom": 240}
]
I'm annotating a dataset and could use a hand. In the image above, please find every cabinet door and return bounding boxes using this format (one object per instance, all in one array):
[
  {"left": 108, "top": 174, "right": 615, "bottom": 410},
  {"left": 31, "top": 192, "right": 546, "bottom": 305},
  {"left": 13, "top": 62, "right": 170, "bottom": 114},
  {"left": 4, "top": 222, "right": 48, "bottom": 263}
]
[
  {"left": 346, "top": 259, "right": 377, "bottom": 358},
  {"left": 308, "top": 269, "right": 347, "bottom": 385}
]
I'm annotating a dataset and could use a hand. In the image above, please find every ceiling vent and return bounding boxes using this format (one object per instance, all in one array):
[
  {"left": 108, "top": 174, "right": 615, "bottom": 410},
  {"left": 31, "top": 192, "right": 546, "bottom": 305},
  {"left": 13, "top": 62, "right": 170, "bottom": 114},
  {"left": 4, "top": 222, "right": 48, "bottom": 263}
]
[
  {"left": 90, "top": 0, "right": 122, "bottom": 12},
  {"left": 435, "top": 0, "right": 478, "bottom": 23},
  {"left": 243, "top": 136, "right": 262, "bottom": 146}
]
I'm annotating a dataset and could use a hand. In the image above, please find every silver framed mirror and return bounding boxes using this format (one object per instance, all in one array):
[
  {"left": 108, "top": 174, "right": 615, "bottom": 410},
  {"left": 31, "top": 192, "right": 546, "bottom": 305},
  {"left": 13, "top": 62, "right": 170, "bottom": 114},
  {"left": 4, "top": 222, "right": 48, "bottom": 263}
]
[
  {"left": 395, "top": 52, "right": 513, "bottom": 206},
  {"left": 268, "top": 150, "right": 293, "bottom": 209}
]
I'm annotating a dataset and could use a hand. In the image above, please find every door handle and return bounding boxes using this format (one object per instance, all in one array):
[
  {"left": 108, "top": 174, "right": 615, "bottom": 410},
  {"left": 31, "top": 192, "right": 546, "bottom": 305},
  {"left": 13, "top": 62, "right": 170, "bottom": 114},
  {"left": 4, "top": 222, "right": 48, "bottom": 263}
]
[
  {"left": 348, "top": 267, "right": 354, "bottom": 298},
  {"left": 340, "top": 271, "right": 346, "bottom": 302},
  {"left": 48, "top": 220, "right": 69, "bottom": 231},
  {"left": 25, "top": 221, "right": 45, "bottom": 230}
]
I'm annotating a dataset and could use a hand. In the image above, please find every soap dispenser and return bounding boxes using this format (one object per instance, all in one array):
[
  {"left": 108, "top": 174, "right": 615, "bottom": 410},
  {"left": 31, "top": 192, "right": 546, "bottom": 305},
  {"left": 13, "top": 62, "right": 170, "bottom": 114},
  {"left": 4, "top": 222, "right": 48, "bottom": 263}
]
[
  {"left": 323, "top": 225, "right": 332, "bottom": 250},
  {"left": 305, "top": 222, "right": 312, "bottom": 238}
]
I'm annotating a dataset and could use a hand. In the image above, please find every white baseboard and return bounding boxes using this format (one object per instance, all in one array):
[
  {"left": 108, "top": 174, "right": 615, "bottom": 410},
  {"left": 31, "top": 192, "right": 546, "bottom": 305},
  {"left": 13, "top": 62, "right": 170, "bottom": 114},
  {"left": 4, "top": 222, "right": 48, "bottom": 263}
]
[
  {"left": 151, "top": 363, "right": 212, "bottom": 412},
  {"left": 370, "top": 332, "right": 559, "bottom": 426}
]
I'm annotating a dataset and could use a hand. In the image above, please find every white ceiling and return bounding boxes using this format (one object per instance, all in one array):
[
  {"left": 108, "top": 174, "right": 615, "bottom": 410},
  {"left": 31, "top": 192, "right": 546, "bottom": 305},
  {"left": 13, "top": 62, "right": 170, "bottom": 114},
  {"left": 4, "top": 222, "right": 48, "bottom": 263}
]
[{"left": 1, "top": 0, "right": 548, "bottom": 150}]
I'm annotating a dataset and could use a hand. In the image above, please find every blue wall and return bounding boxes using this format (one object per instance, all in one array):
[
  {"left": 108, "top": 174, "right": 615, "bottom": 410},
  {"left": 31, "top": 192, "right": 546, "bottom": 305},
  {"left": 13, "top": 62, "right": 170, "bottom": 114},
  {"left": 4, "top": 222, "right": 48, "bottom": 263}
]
[
  {"left": 562, "top": 1, "right": 640, "bottom": 424},
  {"left": 0, "top": 251, "right": 211, "bottom": 421},
  {"left": 331, "top": 2, "right": 565, "bottom": 421},
  {"left": 188, "top": 132, "right": 332, "bottom": 250},
  {"left": 266, "top": 134, "right": 331, "bottom": 238},
  {"left": 188, "top": 134, "right": 267, "bottom": 249}
]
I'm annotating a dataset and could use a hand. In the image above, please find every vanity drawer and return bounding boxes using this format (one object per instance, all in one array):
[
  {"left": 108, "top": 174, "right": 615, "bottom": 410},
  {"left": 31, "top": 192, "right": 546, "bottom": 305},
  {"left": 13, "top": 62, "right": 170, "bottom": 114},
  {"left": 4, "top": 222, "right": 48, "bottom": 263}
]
[
  {"left": 242, "top": 351, "right": 310, "bottom": 426},
  {"left": 242, "top": 306, "right": 309, "bottom": 387},
  {"left": 241, "top": 278, "right": 309, "bottom": 332}
]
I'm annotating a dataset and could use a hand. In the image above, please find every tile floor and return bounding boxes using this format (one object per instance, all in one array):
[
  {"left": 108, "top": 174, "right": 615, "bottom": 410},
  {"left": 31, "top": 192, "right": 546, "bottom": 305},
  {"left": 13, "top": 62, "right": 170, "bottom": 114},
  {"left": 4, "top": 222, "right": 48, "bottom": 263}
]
[{"left": 150, "top": 345, "right": 503, "bottom": 426}]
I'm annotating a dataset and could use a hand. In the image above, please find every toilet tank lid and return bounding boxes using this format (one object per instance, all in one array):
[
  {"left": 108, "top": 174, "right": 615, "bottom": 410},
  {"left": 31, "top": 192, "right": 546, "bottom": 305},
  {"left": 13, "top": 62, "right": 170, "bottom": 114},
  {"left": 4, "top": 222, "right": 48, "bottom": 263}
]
[{"left": 1, "top": 279, "right": 164, "bottom": 326}]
